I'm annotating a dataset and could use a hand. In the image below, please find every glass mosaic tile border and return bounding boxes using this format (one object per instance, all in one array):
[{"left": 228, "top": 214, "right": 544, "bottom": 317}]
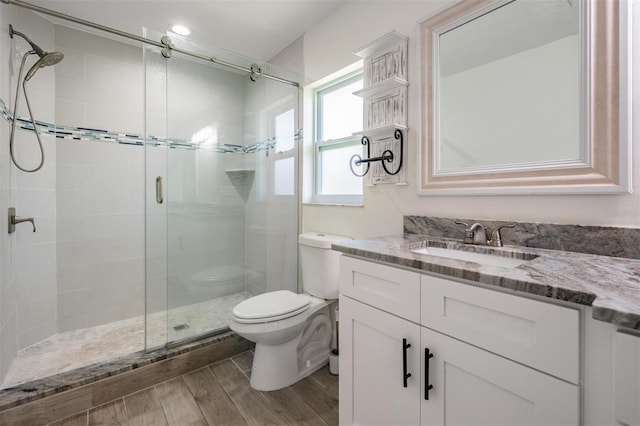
[{"left": 0, "top": 97, "right": 301, "bottom": 154}]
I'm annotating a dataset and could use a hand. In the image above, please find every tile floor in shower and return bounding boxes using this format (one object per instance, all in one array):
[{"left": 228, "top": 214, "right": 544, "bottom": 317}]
[{"left": 1, "top": 292, "right": 250, "bottom": 389}]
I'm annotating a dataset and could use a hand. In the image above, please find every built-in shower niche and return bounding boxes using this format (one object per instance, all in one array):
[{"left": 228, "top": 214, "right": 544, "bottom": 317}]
[{"left": 225, "top": 168, "right": 255, "bottom": 202}]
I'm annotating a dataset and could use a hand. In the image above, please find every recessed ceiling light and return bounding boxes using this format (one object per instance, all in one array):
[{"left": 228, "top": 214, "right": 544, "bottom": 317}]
[{"left": 172, "top": 25, "right": 190, "bottom": 36}]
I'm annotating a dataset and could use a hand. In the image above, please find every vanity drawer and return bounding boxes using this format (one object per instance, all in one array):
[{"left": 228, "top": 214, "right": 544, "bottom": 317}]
[
  {"left": 421, "top": 274, "right": 580, "bottom": 384},
  {"left": 339, "top": 256, "right": 420, "bottom": 323}
]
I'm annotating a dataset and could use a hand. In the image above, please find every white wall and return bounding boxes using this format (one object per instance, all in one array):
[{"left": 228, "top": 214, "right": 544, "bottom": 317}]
[{"left": 302, "top": 0, "right": 640, "bottom": 239}]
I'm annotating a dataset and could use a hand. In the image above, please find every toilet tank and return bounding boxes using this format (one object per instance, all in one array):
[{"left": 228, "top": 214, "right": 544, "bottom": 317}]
[{"left": 299, "top": 232, "right": 351, "bottom": 299}]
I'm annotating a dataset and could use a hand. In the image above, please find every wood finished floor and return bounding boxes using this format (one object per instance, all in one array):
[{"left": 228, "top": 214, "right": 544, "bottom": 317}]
[{"left": 50, "top": 350, "right": 339, "bottom": 426}]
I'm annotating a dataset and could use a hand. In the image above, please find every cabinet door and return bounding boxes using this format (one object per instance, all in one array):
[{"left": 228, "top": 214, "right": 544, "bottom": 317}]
[
  {"left": 615, "top": 331, "right": 640, "bottom": 425},
  {"left": 340, "top": 295, "right": 421, "bottom": 426},
  {"left": 421, "top": 327, "right": 579, "bottom": 426}
]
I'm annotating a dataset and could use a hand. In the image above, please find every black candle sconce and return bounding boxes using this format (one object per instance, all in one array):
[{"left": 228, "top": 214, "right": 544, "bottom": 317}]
[{"left": 349, "top": 129, "right": 404, "bottom": 177}]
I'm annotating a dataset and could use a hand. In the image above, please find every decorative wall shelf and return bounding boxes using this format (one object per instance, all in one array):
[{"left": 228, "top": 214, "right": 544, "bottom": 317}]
[
  {"left": 352, "top": 76, "right": 408, "bottom": 98},
  {"left": 350, "top": 31, "right": 409, "bottom": 186},
  {"left": 353, "top": 124, "right": 408, "bottom": 137},
  {"left": 354, "top": 31, "right": 409, "bottom": 87}
]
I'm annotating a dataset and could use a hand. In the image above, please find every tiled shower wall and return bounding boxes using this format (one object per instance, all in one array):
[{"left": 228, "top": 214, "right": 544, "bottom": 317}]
[
  {"left": 54, "top": 27, "right": 146, "bottom": 332},
  {"left": 163, "top": 55, "right": 247, "bottom": 309},
  {"left": 0, "top": 4, "right": 13, "bottom": 383},
  {"left": 0, "top": 9, "right": 58, "bottom": 382},
  {"left": 53, "top": 27, "right": 253, "bottom": 328}
]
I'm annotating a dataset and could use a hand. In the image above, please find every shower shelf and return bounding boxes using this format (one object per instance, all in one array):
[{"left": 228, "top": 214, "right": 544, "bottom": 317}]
[
  {"left": 225, "top": 169, "right": 255, "bottom": 178},
  {"left": 225, "top": 169, "right": 255, "bottom": 185},
  {"left": 225, "top": 168, "right": 254, "bottom": 172}
]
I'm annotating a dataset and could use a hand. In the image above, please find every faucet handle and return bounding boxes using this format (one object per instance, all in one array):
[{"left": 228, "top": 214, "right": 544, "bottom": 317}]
[
  {"left": 455, "top": 220, "right": 474, "bottom": 244},
  {"left": 8, "top": 207, "right": 36, "bottom": 233},
  {"left": 489, "top": 223, "right": 516, "bottom": 247}
]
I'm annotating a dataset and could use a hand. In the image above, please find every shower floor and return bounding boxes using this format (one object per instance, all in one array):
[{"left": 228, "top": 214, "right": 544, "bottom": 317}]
[{"left": 1, "top": 291, "right": 250, "bottom": 389}]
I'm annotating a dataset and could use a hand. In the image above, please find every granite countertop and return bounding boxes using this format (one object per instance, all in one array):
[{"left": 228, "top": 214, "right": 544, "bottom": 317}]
[{"left": 332, "top": 234, "right": 640, "bottom": 330}]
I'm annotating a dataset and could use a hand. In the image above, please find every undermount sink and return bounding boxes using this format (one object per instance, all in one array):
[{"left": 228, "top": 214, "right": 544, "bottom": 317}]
[{"left": 410, "top": 246, "right": 537, "bottom": 268}]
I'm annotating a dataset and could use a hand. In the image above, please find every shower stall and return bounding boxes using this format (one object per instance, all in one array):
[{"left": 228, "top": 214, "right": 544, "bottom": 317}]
[{"left": 0, "top": 4, "right": 300, "bottom": 389}]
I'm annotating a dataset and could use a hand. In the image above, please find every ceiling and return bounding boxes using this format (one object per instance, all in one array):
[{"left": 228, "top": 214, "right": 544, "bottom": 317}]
[{"left": 28, "top": 0, "right": 347, "bottom": 61}]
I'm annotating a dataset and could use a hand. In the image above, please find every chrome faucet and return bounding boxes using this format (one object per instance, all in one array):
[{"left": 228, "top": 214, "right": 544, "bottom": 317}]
[
  {"left": 8, "top": 207, "right": 36, "bottom": 233},
  {"left": 488, "top": 224, "right": 516, "bottom": 247},
  {"left": 455, "top": 221, "right": 515, "bottom": 247},
  {"left": 456, "top": 221, "right": 488, "bottom": 245}
]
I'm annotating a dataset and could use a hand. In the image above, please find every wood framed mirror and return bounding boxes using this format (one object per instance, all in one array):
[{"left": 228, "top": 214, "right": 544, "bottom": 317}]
[{"left": 419, "top": 0, "right": 631, "bottom": 195}]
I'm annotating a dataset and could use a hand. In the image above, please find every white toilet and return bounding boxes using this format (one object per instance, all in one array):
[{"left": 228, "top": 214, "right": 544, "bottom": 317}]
[{"left": 229, "top": 232, "right": 349, "bottom": 391}]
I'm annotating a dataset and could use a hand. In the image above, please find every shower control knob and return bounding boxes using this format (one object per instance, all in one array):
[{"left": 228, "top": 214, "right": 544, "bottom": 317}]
[{"left": 8, "top": 207, "right": 36, "bottom": 233}]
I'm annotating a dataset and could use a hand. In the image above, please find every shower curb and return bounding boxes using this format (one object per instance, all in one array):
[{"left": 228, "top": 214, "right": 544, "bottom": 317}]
[{"left": 0, "top": 331, "right": 252, "bottom": 425}]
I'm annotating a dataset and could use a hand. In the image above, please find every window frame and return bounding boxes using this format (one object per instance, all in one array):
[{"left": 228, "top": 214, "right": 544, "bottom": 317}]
[{"left": 313, "top": 71, "right": 364, "bottom": 205}]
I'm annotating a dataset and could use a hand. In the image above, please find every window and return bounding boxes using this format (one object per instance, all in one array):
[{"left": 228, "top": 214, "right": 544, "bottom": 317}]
[
  {"left": 314, "top": 72, "right": 363, "bottom": 204},
  {"left": 271, "top": 106, "right": 296, "bottom": 197}
]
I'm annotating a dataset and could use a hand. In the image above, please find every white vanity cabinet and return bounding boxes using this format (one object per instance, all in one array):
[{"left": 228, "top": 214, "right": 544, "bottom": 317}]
[{"left": 339, "top": 256, "right": 580, "bottom": 426}]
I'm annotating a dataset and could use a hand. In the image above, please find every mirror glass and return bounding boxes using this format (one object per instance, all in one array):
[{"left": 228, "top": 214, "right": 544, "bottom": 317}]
[{"left": 436, "top": 0, "right": 582, "bottom": 174}]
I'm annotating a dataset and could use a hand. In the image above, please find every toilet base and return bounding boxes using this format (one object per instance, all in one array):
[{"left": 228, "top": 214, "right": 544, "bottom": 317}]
[
  {"left": 250, "top": 342, "right": 329, "bottom": 391},
  {"left": 249, "top": 308, "right": 332, "bottom": 391}
]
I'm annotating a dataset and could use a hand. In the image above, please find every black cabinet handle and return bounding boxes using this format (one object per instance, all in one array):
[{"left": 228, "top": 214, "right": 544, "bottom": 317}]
[
  {"left": 402, "top": 338, "right": 411, "bottom": 387},
  {"left": 424, "top": 348, "right": 434, "bottom": 400}
]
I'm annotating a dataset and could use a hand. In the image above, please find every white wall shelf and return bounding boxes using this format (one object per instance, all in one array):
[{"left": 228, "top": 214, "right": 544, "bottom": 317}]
[
  {"left": 353, "top": 123, "right": 407, "bottom": 137},
  {"left": 354, "top": 31, "right": 409, "bottom": 87},
  {"left": 350, "top": 30, "right": 409, "bottom": 186},
  {"left": 352, "top": 76, "right": 408, "bottom": 98}
]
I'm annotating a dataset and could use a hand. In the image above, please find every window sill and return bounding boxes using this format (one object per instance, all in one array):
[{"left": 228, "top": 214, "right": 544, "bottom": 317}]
[{"left": 303, "top": 202, "right": 364, "bottom": 208}]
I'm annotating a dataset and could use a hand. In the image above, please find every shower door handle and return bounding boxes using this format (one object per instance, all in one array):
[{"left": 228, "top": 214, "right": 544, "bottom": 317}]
[{"left": 155, "top": 176, "right": 164, "bottom": 204}]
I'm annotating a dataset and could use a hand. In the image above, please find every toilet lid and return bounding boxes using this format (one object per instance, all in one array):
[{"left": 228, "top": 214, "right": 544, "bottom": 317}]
[{"left": 232, "top": 290, "right": 311, "bottom": 323}]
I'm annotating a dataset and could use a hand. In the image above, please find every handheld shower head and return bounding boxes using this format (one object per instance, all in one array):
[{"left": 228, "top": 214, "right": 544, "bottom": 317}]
[
  {"left": 9, "top": 24, "right": 64, "bottom": 80},
  {"left": 25, "top": 51, "right": 64, "bottom": 81},
  {"left": 8, "top": 24, "right": 65, "bottom": 173}
]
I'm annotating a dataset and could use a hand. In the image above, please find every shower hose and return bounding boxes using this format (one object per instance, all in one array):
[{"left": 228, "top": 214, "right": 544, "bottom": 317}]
[{"left": 9, "top": 49, "right": 46, "bottom": 173}]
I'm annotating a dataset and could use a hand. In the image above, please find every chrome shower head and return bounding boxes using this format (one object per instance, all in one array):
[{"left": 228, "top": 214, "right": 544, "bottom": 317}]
[
  {"left": 25, "top": 51, "right": 64, "bottom": 81},
  {"left": 9, "top": 24, "right": 64, "bottom": 80}
]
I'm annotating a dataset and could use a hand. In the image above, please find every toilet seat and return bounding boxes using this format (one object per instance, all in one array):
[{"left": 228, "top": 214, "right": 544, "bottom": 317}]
[{"left": 232, "top": 290, "right": 311, "bottom": 324}]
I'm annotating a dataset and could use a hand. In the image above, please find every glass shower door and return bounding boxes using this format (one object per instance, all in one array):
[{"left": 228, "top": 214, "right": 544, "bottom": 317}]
[
  {"left": 145, "top": 31, "right": 300, "bottom": 349},
  {"left": 164, "top": 40, "right": 256, "bottom": 344},
  {"left": 144, "top": 32, "right": 169, "bottom": 350}
]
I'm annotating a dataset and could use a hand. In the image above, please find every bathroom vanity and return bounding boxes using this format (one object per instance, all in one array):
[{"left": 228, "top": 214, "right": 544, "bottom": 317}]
[{"left": 334, "top": 234, "right": 640, "bottom": 426}]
